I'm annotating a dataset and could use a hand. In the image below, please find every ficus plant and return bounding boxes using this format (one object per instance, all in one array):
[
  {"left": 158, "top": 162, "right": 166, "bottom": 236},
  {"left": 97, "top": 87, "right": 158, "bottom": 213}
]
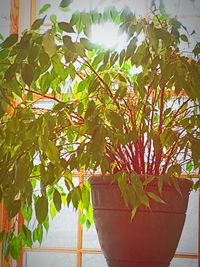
[{"left": 0, "top": 1, "right": 200, "bottom": 260}]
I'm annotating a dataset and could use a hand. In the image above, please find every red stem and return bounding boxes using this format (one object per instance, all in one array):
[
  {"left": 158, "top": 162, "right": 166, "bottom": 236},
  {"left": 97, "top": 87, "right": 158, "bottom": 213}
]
[
  {"left": 161, "top": 128, "right": 187, "bottom": 174},
  {"left": 154, "top": 88, "right": 165, "bottom": 175}
]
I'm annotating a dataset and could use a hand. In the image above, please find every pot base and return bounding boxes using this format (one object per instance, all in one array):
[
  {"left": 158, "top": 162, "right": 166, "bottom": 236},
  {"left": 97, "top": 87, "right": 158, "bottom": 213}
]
[{"left": 106, "top": 259, "right": 169, "bottom": 267}]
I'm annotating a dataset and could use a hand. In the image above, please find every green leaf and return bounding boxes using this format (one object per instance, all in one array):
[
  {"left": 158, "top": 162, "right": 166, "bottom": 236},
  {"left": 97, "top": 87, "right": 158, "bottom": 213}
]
[
  {"left": 126, "top": 37, "right": 137, "bottom": 60},
  {"left": 0, "top": 49, "right": 9, "bottom": 60},
  {"left": 92, "top": 52, "right": 104, "bottom": 68},
  {"left": 39, "top": 71, "right": 53, "bottom": 95},
  {"left": 131, "top": 207, "right": 137, "bottom": 220},
  {"left": 21, "top": 205, "right": 32, "bottom": 223},
  {"left": 170, "top": 177, "right": 182, "bottom": 195},
  {"left": 0, "top": 188, "right": 2, "bottom": 202},
  {"left": 80, "top": 214, "right": 86, "bottom": 225},
  {"left": 31, "top": 16, "right": 46, "bottom": 30},
  {"left": 167, "top": 164, "right": 182, "bottom": 176},
  {"left": 33, "top": 224, "right": 43, "bottom": 244},
  {"left": 35, "top": 196, "right": 48, "bottom": 224},
  {"left": 70, "top": 12, "right": 79, "bottom": 26},
  {"left": 52, "top": 54, "right": 67, "bottom": 80},
  {"left": 80, "top": 185, "right": 90, "bottom": 210},
  {"left": 180, "top": 34, "right": 188, "bottom": 42},
  {"left": 127, "top": 129, "right": 138, "bottom": 143},
  {"left": 193, "top": 43, "right": 200, "bottom": 56},
  {"left": 10, "top": 236, "right": 20, "bottom": 260},
  {"left": 21, "top": 224, "right": 32, "bottom": 247},
  {"left": 50, "top": 15, "right": 57, "bottom": 24},
  {"left": 186, "top": 162, "right": 193, "bottom": 172},
  {"left": 14, "top": 154, "right": 33, "bottom": 189},
  {"left": 147, "top": 192, "right": 165, "bottom": 204},
  {"left": 140, "top": 193, "right": 150, "bottom": 208},
  {"left": 147, "top": 25, "right": 158, "bottom": 51},
  {"left": 39, "top": 50, "right": 50, "bottom": 70},
  {"left": 110, "top": 51, "right": 118, "bottom": 66},
  {"left": 53, "top": 189, "right": 62, "bottom": 212},
  {"left": 39, "top": 136, "right": 60, "bottom": 165},
  {"left": 39, "top": 4, "right": 51, "bottom": 15},
  {"left": 21, "top": 64, "right": 34, "bottom": 86},
  {"left": 103, "top": 51, "right": 110, "bottom": 66},
  {"left": 107, "top": 111, "right": 124, "bottom": 130},
  {"left": 0, "top": 231, "right": 5, "bottom": 243},
  {"left": 143, "top": 176, "right": 154, "bottom": 186},
  {"left": 4, "top": 63, "right": 18, "bottom": 81},
  {"left": 88, "top": 78, "right": 100, "bottom": 95},
  {"left": 9, "top": 200, "right": 21, "bottom": 219},
  {"left": 42, "top": 33, "right": 56, "bottom": 57},
  {"left": 71, "top": 187, "right": 82, "bottom": 209},
  {"left": 152, "top": 134, "right": 161, "bottom": 155},
  {"left": 0, "top": 33, "right": 3, "bottom": 40},
  {"left": 119, "top": 49, "right": 125, "bottom": 66},
  {"left": 43, "top": 216, "right": 49, "bottom": 232},
  {"left": 60, "top": 0, "right": 73, "bottom": 8},
  {"left": 80, "top": 38, "right": 94, "bottom": 51},
  {"left": 0, "top": 34, "right": 18, "bottom": 48},
  {"left": 170, "top": 18, "right": 181, "bottom": 29},
  {"left": 85, "top": 100, "right": 96, "bottom": 119},
  {"left": 58, "top": 22, "right": 75, "bottom": 33},
  {"left": 193, "top": 180, "right": 200, "bottom": 191},
  {"left": 50, "top": 201, "right": 57, "bottom": 219},
  {"left": 157, "top": 176, "right": 163, "bottom": 194},
  {"left": 28, "top": 45, "right": 40, "bottom": 63}
]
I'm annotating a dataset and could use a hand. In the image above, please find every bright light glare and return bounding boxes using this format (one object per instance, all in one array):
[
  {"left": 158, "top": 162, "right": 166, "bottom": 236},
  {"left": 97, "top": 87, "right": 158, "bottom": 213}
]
[{"left": 90, "top": 22, "right": 128, "bottom": 51}]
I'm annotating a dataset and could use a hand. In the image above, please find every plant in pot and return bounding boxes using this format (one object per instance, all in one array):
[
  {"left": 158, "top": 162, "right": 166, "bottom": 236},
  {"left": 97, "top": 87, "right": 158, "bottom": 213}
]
[{"left": 0, "top": 1, "right": 199, "bottom": 266}]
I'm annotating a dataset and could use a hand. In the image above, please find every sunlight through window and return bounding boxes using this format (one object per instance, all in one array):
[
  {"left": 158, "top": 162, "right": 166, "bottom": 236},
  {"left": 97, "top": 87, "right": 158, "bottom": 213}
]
[{"left": 90, "top": 22, "right": 128, "bottom": 51}]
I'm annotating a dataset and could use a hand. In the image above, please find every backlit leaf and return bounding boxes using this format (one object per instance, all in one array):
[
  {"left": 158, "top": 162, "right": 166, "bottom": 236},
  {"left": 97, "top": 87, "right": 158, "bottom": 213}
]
[
  {"left": 21, "top": 64, "right": 34, "bottom": 86},
  {"left": 21, "top": 225, "right": 32, "bottom": 247},
  {"left": 60, "top": 0, "right": 73, "bottom": 8},
  {"left": 31, "top": 17, "right": 46, "bottom": 30},
  {"left": 50, "top": 201, "right": 57, "bottom": 219},
  {"left": 0, "top": 34, "right": 18, "bottom": 48},
  {"left": 39, "top": 4, "right": 51, "bottom": 15},
  {"left": 0, "top": 231, "right": 5, "bottom": 243},
  {"left": 42, "top": 33, "right": 56, "bottom": 57},
  {"left": 9, "top": 200, "right": 21, "bottom": 219},
  {"left": 180, "top": 34, "right": 188, "bottom": 42},
  {"left": 53, "top": 189, "right": 62, "bottom": 212},
  {"left": 58, "top": 22, "right": 75, "bottom": 33},
  {"left": 10, "top": 237, "right": 20, "bottom": 260},
  {"left": 35, "top": 196, "right": 48, "bottom": 224},
  {"left": 147, "top": 192, "right": 165, "bottom": 204}
]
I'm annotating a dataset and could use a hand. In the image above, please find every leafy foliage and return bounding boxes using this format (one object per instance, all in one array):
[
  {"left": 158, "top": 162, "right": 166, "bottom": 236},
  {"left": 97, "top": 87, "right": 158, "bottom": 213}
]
[{"left": 0, "top": 2, "right": 199, "bottom": 260}]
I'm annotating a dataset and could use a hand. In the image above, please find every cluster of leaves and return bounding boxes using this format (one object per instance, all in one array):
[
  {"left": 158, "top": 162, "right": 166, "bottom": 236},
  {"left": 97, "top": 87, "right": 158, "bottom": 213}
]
[{"left": 0, "top": 2, "right": 200, "bottom": 260}]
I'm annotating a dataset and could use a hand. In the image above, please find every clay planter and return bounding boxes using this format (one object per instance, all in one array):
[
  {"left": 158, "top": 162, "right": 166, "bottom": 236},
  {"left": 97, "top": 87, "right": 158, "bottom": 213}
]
[{"left": 89, "top": 176, "right": 192, "bottom": 267}]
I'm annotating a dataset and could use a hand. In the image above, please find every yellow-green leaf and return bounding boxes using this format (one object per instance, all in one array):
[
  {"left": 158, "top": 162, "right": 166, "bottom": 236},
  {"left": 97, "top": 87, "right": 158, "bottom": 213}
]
[{"left": 147, "top": 192, "right": 165, "bottom": 204}]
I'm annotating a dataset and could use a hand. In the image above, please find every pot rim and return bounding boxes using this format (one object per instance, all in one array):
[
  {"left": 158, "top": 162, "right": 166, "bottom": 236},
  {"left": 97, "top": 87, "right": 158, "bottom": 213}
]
[{"left": 88, "top": 174, "right": 193, "bottom": 190}]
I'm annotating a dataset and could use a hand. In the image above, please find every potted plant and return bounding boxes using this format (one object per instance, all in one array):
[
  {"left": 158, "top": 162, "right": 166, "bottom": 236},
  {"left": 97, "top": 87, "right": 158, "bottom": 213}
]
[{"left": 0, "top": 2, "right": 199, "bottom": 266}]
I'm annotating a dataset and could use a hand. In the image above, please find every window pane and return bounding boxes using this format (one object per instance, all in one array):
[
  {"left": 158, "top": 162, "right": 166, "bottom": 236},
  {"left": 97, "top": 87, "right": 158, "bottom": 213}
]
[
  {"left": 162, "top": 0, "right": 200, "bottom": 16},
  {"left": 24, "top": 252, "right": 76, "bottom": 267},
  {"left": 176, "top": 190, "right": 198, "bottom": 253},
  {"left": 37, "top": 0, "right": 149, "bottom": 21},
  {"left": 0, "top": 0, "right": 10, "bottom": 38},
  {"left": 82, "top": 254, "right": 107, "bottom": 267},
  {"left": 170, "top": 258, "right": 198, "bottom": 267},
  {"left": 83, "top": 223, "right": 101, "bottom": 249},
  {"left": 37, "top": 205, "right": 78, "bottom": 248},
  {"left": 29, "top": 178, "right": 79, "bottom": 248}
]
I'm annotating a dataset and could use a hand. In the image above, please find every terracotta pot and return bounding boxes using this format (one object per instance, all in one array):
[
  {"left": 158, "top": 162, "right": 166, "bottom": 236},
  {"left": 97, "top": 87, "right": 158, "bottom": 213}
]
[{"left": 89, "top": 175, "right": 192, "bottom": 267}]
